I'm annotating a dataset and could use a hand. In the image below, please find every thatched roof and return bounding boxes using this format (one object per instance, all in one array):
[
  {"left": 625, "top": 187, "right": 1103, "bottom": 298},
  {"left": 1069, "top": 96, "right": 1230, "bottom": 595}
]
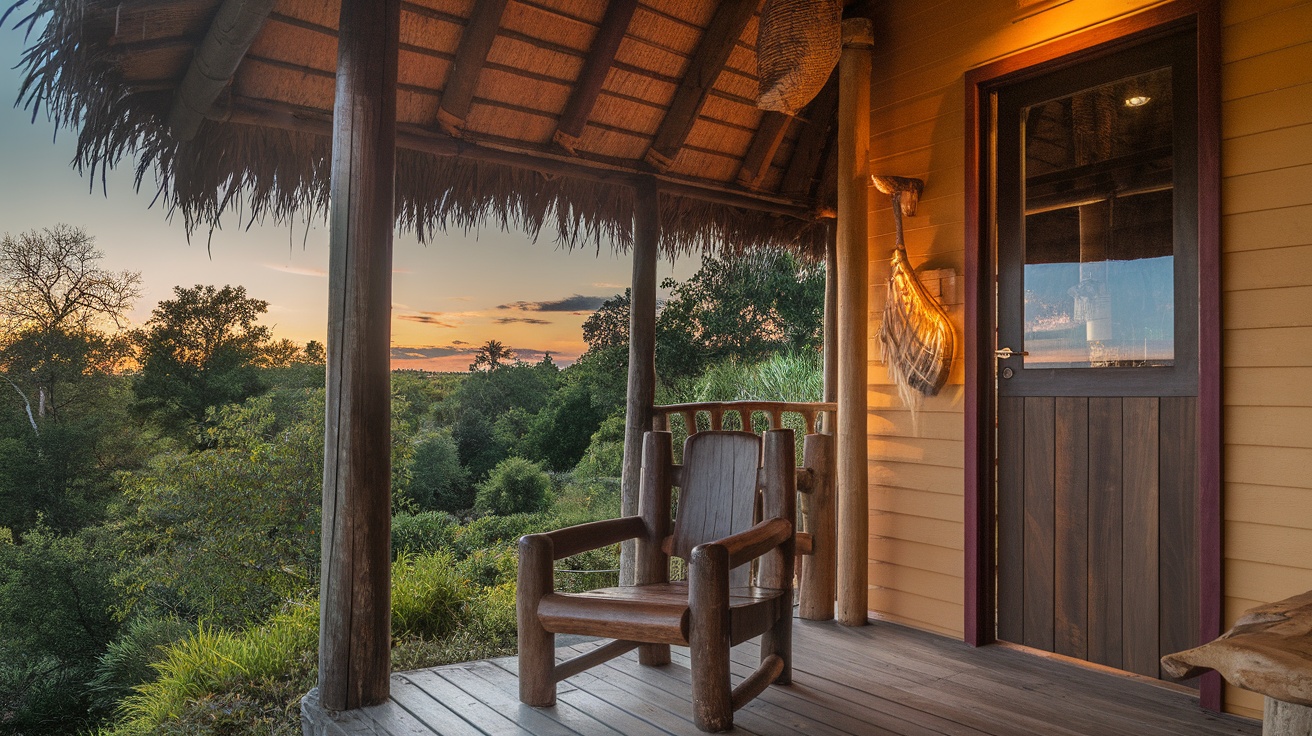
[{"left": 6, "top": 0, "right": 851, "bottom": 258}]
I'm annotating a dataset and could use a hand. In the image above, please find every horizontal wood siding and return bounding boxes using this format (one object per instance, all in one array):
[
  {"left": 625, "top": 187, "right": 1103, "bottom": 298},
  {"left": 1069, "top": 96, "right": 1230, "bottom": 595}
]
[
  {"left": 867, "top": 0, "right": 1311, "bottom": 718},
  {"left": 1217, "top": 0, "right": 1312, "bottom": 720}
]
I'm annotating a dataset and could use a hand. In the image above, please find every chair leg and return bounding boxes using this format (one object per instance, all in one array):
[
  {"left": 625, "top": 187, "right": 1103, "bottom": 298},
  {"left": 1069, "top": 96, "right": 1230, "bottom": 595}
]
[
  {"left": 761, "top": 609, "right": 792, "bottom": 685},
  {"left": 518, "top": 535, "right": 556, "bottom": 706},
  {"left": 691, "top": 545, "right": 733, "bottom": 732},
  {"left": 638, "top": 643, "right": 670, "bottom": 666}
]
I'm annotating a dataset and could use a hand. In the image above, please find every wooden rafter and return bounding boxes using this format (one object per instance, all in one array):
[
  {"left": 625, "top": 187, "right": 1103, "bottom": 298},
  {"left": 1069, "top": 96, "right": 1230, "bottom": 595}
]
[
  {"left": 166, "top": 0, "right": 276, "bottom": 142},
  {"left": 779, "top": 72, "right": 839, "bottom": 200},
  {"left": 221, "top": 97, "right": 816, "bottom": 220},
  {"left": 643, "top": 0, "right": 759, "bottom": 173},
  {"left": 736, "top": 111, "right": 793, "bottom": 190},
  {"left": 436, "top": 0, "right": 510, "bottom": 137},
  {"left": 553, "top": 0, "right": 639, "bottom": 155}
]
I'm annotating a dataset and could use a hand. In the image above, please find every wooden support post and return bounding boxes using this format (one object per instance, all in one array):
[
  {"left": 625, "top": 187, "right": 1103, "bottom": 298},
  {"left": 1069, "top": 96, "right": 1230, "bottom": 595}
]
[
  {"left": 167, "top": 0, "right": 276, "bottom": 141},
  {"left": 835, "top": 17, "right": 872, "bottom": 627},
  {"left": 554, "top": 0, "right": 639, "bottom": 154},
  {"left": 436, "top": 0, "right": 509, "bottom": 136},
  {"left": 317, "top": 0, "right": 399, "bottom": 711},
  {"left": 644, "top": 0, "right": 758, "bottom": 172},
  {"left": 620, "top": 177, "right": 660, "bottom": 587},
  {"left": 799, "top": 432, "right": 835, "bottom": 620},
  {"left": 823, "top": 221, "right": 838, "bottom": 409},
  {"left": 636, "top": 430, "right": 673, "bottom": 666}
]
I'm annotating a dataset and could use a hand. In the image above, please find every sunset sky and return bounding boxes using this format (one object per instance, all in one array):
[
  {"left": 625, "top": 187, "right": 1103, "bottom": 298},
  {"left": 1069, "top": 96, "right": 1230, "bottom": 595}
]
[{"left": 0, "top": 27, "right": 698, "bottom": 372}]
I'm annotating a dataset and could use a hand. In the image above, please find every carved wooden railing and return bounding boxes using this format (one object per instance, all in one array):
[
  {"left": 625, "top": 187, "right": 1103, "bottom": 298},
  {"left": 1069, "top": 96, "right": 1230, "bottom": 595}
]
[{"left": 651, "top": 401, "right": 838, "bottom": 621}]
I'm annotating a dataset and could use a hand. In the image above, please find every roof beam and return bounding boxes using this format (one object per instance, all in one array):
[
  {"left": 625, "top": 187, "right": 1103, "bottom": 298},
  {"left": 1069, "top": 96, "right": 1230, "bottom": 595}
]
[
  {"left": 553, "top": 0, "right": 640, "bottom": 154},
  {"left": 779, "top": 72, "right": 839, "bottom": 200},
  {"left": 436, "top": 0, "right": 510, "bottom": 137},
  {"left": 643, "top": 0, "right": 759, "bottom": 172},
  {"left": 736, "top": 111, "right": 793, "bottom": 190},
  {"left": 166, "top": 0, "right": 276, "bottom": 142},
  {"left": 222, "top": 98, "right": 816, "bottom": 220}
]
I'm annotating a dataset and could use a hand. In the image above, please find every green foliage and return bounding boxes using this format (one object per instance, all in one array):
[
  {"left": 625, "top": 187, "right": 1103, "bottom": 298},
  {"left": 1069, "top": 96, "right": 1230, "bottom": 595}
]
[
  {"left": 0, "top": 525, "right": 122, "bottom": 733},
  {"left": 573, "top": 413, "right": 626, "bottom": 480},
  {"left": 87, "top": 615, "right": 193, "bottom": 713},
  {"left": 446, "top": 360, "right": 560, "bottom": 480},
  {"left": 474, "top": 456, "right": 552, "bottom": 516},
  {"left": 391, "top": 551, "right": 469, "bottom": 640},
  {"left": 114, "top": 392, "right": 323, "bottom": 627},
  {"left": 132, "top": 285, "right": 274, "bottom": 442},
  {"left": 524, "top": 379, "right": 605, "bottom": 471},
  {"left": 409, "top": 425, "right": 472, "bottom": 514},
  {"left": 101, "top": 551, "right": 504, "bottom": 736},
  {"left": 392, "top": 510, "right": 460, "bottom": 555},
  {"left": 656, "top": 250, "right": 824, "bottom": 381}
]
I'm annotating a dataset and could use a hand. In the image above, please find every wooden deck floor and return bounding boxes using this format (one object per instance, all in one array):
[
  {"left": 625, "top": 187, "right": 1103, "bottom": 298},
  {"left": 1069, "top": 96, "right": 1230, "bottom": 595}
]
[{"left": 304, "top": 619, "right": 1260, "bottom": 736}]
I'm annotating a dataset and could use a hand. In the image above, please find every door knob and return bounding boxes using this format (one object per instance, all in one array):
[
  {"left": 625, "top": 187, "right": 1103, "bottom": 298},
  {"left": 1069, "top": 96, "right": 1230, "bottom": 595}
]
[{"left": 994, "top": 347, "right": 1028, "bottom": 359}]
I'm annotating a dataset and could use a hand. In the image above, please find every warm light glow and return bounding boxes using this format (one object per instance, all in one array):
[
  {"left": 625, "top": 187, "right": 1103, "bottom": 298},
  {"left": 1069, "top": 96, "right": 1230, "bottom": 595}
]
[{"left": 1124, "top": 95, "right": 1151, "bottom": 107}]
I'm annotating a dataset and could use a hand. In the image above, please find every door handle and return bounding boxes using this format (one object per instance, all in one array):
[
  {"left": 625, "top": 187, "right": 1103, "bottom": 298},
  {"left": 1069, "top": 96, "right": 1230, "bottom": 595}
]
[{"left": 995, "top": 347, "right": 1028, "bottom": 359}]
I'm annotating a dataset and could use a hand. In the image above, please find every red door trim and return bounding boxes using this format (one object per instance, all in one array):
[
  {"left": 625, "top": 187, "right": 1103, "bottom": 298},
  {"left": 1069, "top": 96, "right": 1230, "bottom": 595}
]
[{"left": 961, "top": 0, "right": 1223, "bottom": 711}]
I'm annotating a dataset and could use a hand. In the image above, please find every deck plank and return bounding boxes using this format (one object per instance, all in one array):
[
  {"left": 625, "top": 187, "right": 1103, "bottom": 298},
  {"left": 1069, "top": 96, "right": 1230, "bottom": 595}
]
[{"left": 314, "top": 619, "right": 1261, "bottom": 736}]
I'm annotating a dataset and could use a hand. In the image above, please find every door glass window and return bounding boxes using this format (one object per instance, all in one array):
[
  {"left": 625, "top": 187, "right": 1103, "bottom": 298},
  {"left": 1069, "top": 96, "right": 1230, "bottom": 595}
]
[{"left": 1022, "top": 67, "right": 1174, "bottom": 368}]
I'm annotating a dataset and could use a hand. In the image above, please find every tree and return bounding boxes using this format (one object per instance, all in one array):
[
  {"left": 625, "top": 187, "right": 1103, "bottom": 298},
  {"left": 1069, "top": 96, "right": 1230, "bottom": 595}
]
[
  {"left": 132, "top": 285, "right": 272, "bottom": 440},
  {"left": 408, "top": 429, "right": 472, "bottom": 512},
  {"left": 469, "top": 339, "right": 514, "bottom": 372},
  {"left": 474, "top": 456, "right": 551, "bottom": 516},
  {"left": 656, "top": 250, "right": 824, "bottom": 381},
  {"left": 0, "top": 225, "right": 141, "bottom": 421}
]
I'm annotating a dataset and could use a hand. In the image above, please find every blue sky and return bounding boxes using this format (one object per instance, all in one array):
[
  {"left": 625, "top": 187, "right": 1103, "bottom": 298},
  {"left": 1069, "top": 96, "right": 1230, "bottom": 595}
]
[{"left": 0, "top": 24, "right": 696, "bottom": 370}]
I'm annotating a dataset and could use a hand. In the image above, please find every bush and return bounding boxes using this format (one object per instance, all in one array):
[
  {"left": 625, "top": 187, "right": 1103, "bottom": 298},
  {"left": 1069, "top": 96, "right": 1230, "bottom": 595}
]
[
  {"left": 391, "top": 552, "right": 469, "bottom": 640},
  {"left": 409, "top": 429, "right": 471, "bottom": 512},
  {"left": 392, "top": 510, "right": 459, "bottom": 555},
  {"left": 573, "top": 413, "right": 625, "bottom": 480},
  {"left": 474, "top": 457, "right": 551, "bottom": 516},
  {"left": 87, "top": 615, "right": 193, "bottom": 714}
]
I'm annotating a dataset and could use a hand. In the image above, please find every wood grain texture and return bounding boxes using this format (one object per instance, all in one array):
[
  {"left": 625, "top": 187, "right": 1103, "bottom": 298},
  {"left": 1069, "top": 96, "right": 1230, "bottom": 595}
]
[
  {"left": 314, "top": 620, "right": 1263, "bottom": 736},
  {"left": 434, "top": 0, "right": 508, "bottom": 135},
  {"left": 317, "top": 0, "right": 399, "bottom": 711},
  {"left": 1054, "top": 397, "right": 1089, "bottom": 660},
  {"left": 619, "top": 178, "right": 659, "bottom": 587},
  {"left": 643, "top": 0, "right": 758, "bottom": 172},
  {"left": 553, "top": 0, "right": 640, "bottom": 152},
  {"left": 996, "top": 396, "right": 1025, "bottom": 644},
  {"left": 671, "top": 431, "right": 761, "bottom": 589},
  {"left": 1022, "top": 397, "right": 1056, "bottom": 652},
  {"left": 1087, "top": 397, "right": 1124, "bottom": 669},
  {"left": 836, "top": 17, "right": 871, "bottom": 627},
  {"left": 1159, "top": 396, "right": 1199, "bottom": 682},
  {"left": 1122, "top": 397, "right": 1161, "bottom": 677}
]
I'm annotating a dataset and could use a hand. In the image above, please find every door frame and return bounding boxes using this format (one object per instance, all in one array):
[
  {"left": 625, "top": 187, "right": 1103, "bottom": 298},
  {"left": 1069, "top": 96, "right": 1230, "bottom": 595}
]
[{"left": 961, "top": 0, "right": 1223, "bottom": 710}]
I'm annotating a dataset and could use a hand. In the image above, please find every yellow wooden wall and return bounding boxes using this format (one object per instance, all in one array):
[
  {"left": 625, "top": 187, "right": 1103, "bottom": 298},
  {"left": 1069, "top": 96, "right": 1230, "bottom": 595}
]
[{"left": 864, "top": 0, "right": 1312, "bottom": 718}]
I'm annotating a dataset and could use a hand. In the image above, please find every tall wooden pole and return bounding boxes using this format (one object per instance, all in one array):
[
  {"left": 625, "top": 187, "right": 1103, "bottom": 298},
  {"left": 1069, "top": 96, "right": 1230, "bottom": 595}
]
[
  {"left": 318, "top": 0, "right": 399, "bottom": 711},
  {"left": 620, "top": 178, "right": 660, "bottom": 586},
  {"left": 836, "top": 17, "right": 872, "bottom": 626},
  {"left": 823, "top": 220, "right": 839, "bottom": 408}
]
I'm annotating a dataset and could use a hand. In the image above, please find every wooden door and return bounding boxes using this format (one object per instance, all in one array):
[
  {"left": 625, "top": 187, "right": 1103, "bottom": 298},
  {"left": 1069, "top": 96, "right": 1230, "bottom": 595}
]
[{"left": 993, "top": 29, "right": 1200, "bottom": 682}]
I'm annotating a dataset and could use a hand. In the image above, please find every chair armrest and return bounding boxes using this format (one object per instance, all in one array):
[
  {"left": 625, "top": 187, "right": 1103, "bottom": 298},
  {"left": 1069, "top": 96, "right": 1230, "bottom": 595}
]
[
  {"left": 527, "top": 515, "right": 647, "bottom": 561},
  {"left": 713, "top": 517, "right": 793, "bottom": 570}
]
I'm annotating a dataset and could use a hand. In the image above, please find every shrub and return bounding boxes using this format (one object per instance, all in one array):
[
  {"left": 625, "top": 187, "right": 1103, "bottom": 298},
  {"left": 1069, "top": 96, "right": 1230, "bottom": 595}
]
[
  {"left": 87, "top": 615, "right": 193, "bottom": 713},
  {"left": 391, "top": 552, "right": 469, "bottom": 640},
  {"left": 392, "top": 510, "right": 459, "bottom": 555},
  {"left": 474, "top": 457, "right": 551, "bottom": 516},
  {"left": 573, "top": 414, "right": 625, "bottom": 480},
  {"left": 409, "top": 429, "right": 472, "bottom": 512}
]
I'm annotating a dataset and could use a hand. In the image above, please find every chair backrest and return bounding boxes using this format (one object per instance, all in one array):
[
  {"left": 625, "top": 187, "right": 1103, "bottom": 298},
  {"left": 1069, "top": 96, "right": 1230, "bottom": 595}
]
[{"left": 670, "top": 431, "right": 762, "bottom": 585}]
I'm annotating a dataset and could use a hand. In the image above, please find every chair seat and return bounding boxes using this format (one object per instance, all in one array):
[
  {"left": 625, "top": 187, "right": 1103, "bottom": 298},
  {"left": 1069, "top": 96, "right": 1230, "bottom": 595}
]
[{"left": 537, "top": 582, "right": 788, "bottom": 646}]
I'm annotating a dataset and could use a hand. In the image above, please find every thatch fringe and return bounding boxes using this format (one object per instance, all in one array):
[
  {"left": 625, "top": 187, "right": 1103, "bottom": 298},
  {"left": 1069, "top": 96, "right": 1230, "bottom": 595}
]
[{"left": 5, "top": 0, "right": 828, "bottom": 260}]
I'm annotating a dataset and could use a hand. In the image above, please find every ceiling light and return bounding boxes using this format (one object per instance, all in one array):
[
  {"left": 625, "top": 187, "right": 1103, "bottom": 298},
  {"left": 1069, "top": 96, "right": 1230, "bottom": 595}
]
[{"left": 1124, "top": 95, "right": 1151, "bottom": 107}]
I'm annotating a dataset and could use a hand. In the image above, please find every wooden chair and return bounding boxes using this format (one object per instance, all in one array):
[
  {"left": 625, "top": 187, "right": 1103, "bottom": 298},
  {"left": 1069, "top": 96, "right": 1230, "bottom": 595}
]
[{"left": 518, "top": 428, "right": 797, "bottom": 732}]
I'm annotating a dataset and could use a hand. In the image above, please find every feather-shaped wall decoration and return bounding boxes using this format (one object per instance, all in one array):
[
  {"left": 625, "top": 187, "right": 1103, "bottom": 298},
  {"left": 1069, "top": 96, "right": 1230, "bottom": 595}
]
[{"left": 874, "top": 176, "right": 955, "bottom": 416}]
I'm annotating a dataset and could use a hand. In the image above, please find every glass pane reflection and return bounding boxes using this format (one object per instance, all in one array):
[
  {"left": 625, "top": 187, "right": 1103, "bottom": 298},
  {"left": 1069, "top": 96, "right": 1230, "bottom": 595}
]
[{"left": 1022, "top": 67, "right": 1175, "bottom": 368}]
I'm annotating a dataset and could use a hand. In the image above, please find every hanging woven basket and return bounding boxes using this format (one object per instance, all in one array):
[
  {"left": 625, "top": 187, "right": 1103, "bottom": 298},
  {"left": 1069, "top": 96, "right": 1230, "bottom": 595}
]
[{"left": 756, "top": 0, "right": 842, "bottom": 114}]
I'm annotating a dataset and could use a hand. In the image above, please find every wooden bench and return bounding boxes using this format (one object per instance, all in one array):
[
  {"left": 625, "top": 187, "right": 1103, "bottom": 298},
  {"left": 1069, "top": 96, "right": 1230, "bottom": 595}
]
[{"left": 1161, "top": 591, "right": 1312, "bottom": 735}]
